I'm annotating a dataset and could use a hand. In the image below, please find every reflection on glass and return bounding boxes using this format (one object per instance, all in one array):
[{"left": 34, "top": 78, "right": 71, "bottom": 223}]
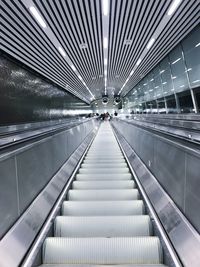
[{"left": 127, "top": 25, "right": 200, "bottom": 114}]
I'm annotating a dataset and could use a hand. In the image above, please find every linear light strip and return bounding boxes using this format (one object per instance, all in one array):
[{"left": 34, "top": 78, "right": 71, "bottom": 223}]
[{"left": 102, "top": 0, "right": 110, "bottom": 95}]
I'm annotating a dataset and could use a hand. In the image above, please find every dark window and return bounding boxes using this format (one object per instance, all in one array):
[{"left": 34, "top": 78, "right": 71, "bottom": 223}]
[
  {"left": 193, "top": 87, "right": 200, "bottom": 112},
  {"left": 177, "top": 90, "right": 194, "bottom": 113},
  {"left": 165, "top": 94, "right": 177, "bottom": 113}
]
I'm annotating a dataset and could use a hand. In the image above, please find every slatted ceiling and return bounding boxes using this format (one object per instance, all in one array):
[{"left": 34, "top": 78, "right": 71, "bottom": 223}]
[
  {"left": 122, "top": 0, "right": 200, "bottom": 96},
  {"left": 1, "top": 0, "right": 199, "bottom": 102}
]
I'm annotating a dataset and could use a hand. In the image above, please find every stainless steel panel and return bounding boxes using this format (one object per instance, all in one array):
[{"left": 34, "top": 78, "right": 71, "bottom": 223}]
[
  {"left": 112, "top": 121, "right": 200, "bottom": 267},
  {"left": 0, "top": 127, "right": 97, "bottom": 267},
  {"left": 154, "top": 138, "right": 185, "bottom": 210},
  {"left": 0, "top": 157, "right": 18, "bottom": 238},
  {"left": 17, "top": 139, "right": 55, "bottom": 213},
  {"left": 185, "top": 153, "right": 200, "bottom": 232}
]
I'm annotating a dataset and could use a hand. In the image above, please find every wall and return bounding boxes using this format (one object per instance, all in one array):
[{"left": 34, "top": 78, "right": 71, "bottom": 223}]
[
  {"left": 0, "top": 119, "right": 95, "bottom": 238},
  {"left": 0, "top": 52, "right": 91, "bottom": 125},
  {"left": 113, "top": 119, "right": 200, "bottom": 233},
  {"left": 125, "top": 26, "right": 200, "bottom": 113}
]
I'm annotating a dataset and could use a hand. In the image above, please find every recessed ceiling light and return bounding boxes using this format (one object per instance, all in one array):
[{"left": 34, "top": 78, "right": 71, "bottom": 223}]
[
  {"left": 104, "top": 37, "right": 108, "bottom": 49},
  {"left": 136, "top": 58, "right": 142, "bottom": 66},
  {"left": 102, "top": 0, "right": 109, "bottom": 16},
  {"left": 71, "top": 65, "right": 76, "bottom": 71},
  {"left": 80, "top": 43, "right": 88, "bottom": 49},
  {"left": 124, "top": 39, "right": 132, "bottom": 45},
  {"left": 58, "top": 46, "right": 66, "bottom": 57},
  {"left": 147, "top": 38, "right": 155, "bottom": 50},
  {"left": 167, "top": 0, "right": 182, "bottom": 16},
  {"left": 30, "top": 6, "right": 46, "bottom": 28}
]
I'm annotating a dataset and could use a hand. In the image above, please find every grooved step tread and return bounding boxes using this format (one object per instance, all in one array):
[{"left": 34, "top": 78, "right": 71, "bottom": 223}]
[
  {"left": 67, "top": 189, "right": 139, "bottom": 201},
  {"left": 43, "top": 237, "right": 162, "bottom": 264},
  {"left": 62, "top": 201, "right": 144, "bottom": 216},
  {"left": 55, "top": 216, "right": 152, "bottom": 237},
  {"left": 72, "top": 180, "right": 135, "bottom": 189}
]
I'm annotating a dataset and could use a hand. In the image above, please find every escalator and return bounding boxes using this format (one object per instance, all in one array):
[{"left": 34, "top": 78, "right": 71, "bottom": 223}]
[{"left": 39, "top": 122, "right": 166, "bottom": 267}]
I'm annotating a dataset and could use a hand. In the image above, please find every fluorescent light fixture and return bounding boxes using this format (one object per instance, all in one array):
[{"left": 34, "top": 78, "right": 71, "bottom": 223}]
[
  {"left": 162, "top": 82, "right": 167, "bottom": 85},
  {"left": 149, "top": 89, "right": 153, "bottom": 92},
  {"left": 30, "top": 6, "right": 46, "bottom": 28},
  {"left": 167, "top": 0, "right": 182, "bottom": 16},
  {"left": 147, "top": 38, "right": 155, "bottom": 49},
  {"left": 58, "top": 46, "right": 66, "bottom": 57},
  {"left": 195, "top": 42, "right": 200, "bottom": 48},
  {"left": 130, "top": 70, "right": 134, "bottom": 76},
  {"left": 104, "top": 37, "right": 108, "bottom": 48},
  {"left": 102, "top": 0, "right": 109, "bottom": 15},
  {"left": 104, "top": 70, "right": 107, "bottom": 76},
  {"left": 143, "top": 83, "right": 147, "bottom": 86},
  {"left": 180, "top": 85, "right": 185, "bottom": 88},
  {"left": 150, "top": 78, "right": 154, "bottom": 81},
  {"left": 71, "top": 65, "right": 76, "bottom": 71},
  {"left": 192, "top": 80, "right": 200, "bottom": 84},
  {"left": 136, "top": 58, "right": 142, "bottom": 66},
  {"left": 172, "top": 76, "right": 177, "bottom": 79},
  {"left": 164, "top": 91, "right": 167, "bottom": 94},
  {"left": 78, "top": 75, "right": 82, "bottom": 80},
  {"left": 155, "top": 86, "right": 159, "bottom": 89},
  {"left": 172, "top": 58, "right": 181, "bottom": 64},
  {"left": 160, "top": 70, "right": 165, "bottom": 74},
  {"left": 104, "top": 58, "right": 107, "bottom": 65}
]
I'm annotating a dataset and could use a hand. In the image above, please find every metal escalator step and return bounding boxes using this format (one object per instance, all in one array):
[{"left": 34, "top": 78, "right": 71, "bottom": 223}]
[
  {"left": 67, "top": 189, "right": 139, "bottom": 201},
  {"left": 81, "top": 163, "right": 128, "bottom": 168},
  {"left": 76, "top": 173, "right": 132, "bottom": 180},
  {"left": 79, "top": 168, "right": 129, "bottom": 174},
  {"left": 54, "top": 216, "right": 152, "bottom": 237},
  {"left": 83, "top": 159, "right": 126, "bottom": 163},
  {"left": 72, "top": 180, "right": 135, "bottom": 189},
  {"left": 85, "top": 155, "right": 124, "bottom": 159},
  {"left": 42, "top": 237, "right": 162, "bottom": 264},
  {"left": 62, "top": 201, "right": 144, "bottom": 216},
  {"left": 39, "top": 264, "right": 167, "bottom": 267}
]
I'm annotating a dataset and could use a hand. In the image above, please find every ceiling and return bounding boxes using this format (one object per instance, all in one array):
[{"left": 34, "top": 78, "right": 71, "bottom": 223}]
[{"left": 1, "top": 0, "right": 200, "bottom": 104}]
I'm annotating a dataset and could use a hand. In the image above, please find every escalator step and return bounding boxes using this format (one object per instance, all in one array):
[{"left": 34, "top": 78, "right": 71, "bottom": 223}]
[
  {"left": 67, "top": 189, "right": 139, "bottom": 201},
  {"left": 83, "top": 159, "right": 126, "bottom": 163},
  {"left": 72, "top": 180, "right": 135, "bottom": 189},
  {"left": 76, "top": 173, "right": 132, "bottom": 180},
  {"left": 54, "top": 216, "right": 152, "bottom": 237},
  {"left": 79, "top": 168, "right": 129, "bottom": 174},
  {"left": 81, "top": 163, "right": 128, "bottom": 168},
  {"left": 42, "top": 237, "right": 162, "bottom": 264},
  {"left": 62, "top": 201, "right": 144, "bottom": 216}
]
